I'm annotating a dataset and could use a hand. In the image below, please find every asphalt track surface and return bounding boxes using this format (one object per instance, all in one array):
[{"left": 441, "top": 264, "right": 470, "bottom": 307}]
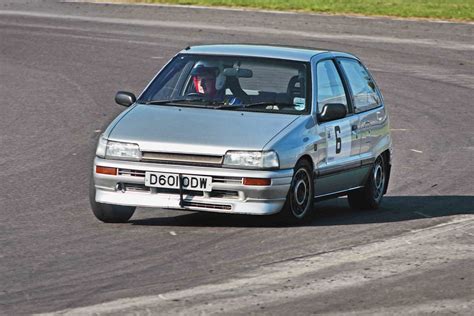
[{"left": 0, "top": 0, "right": 473, "bottom": 314}]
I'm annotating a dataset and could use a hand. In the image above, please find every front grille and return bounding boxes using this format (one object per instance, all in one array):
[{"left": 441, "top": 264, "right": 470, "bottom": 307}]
[
  {"left": 141, "top": 152, "right": 223, "bottom": 166},
  {"left": 182, "top": 201, "right": 232, "bottom": 210},
  {"left": 117, "top": 168, "right": 243, "bottom": 185},
  {"left": 118, "top": 169, "right": 146, "bottom": 177},
  {"left": 212, "top": 176, "right": 243, "bottom": 184}
]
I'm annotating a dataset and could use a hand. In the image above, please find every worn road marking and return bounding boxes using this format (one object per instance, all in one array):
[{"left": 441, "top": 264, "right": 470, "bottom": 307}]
[
  {"left": 414, "top": 211, "right": 432, "bottom": 218},
  {"left": 65, "top": 0, "right": 474, "bottom": 25},
  {"left": 410, "top": 149, "right": 423, "bottom": 153},
  {"left": 373, "top": 63, "right": 474, "bottom": 90},
  {"left": 0, "top": 25, "right": 180, "bottom": 48},
  {"left": 38, "top": 216, "right": 474, "bottom": 315},
  {"left": 0, "top": 10, "right": 472, "bottom": 51},
  {"left": 323, "top": 299, "right": 474, "bottom": 315}
]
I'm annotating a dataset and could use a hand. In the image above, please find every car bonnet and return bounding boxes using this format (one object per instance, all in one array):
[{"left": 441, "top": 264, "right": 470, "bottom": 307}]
[{"left": 107, "top": 104, "right": 301, "bottom": 156}]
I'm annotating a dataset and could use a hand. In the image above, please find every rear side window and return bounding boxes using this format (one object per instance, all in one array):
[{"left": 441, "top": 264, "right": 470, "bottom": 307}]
[
  {"left": 338, "top": 59, "right": 381, "bottom": 113},
  {"left": 316, "top": 60, "right": 348, "bottom": 114}
]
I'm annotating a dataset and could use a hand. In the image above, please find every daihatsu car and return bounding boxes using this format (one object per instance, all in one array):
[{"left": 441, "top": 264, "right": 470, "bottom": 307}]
[{"left": 90, "top": 44, "right": 392, "bottom": 223}]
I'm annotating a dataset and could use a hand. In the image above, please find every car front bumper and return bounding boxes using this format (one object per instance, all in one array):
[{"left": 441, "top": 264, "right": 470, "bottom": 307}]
[{"left": 93, "top": 157, "right": 293, "bottom": 215}]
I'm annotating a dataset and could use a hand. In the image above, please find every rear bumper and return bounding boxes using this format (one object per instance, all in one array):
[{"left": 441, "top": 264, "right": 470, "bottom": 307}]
[{"left": 93, "top": 158, "right": 293, "bottom": 215}]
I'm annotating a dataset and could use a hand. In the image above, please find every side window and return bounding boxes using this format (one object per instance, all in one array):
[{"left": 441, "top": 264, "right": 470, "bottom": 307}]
[
  {"left": 316, "top": 60, "right": 348, "bottom": 114},
  {"left": 338, "top": 59, "right": 381, "bottom": 113}
]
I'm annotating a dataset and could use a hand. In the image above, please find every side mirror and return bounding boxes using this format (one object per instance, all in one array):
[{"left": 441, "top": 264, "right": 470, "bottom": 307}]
[
  {"left": 317, "top": 103, "right": 347, "bottom": 123},
  {"left": 115, "top": 91, "right": 136, "bottom": 107}
]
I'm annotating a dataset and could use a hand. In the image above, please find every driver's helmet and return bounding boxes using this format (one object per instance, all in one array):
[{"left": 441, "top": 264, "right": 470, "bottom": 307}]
[{"left": 190, "top": 60, "right": 223, "bottom": 98}]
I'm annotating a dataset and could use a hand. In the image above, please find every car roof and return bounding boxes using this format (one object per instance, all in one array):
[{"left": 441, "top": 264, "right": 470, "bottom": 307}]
[{"left": 180, "top": 44, "right": 332, "bottom": 62}]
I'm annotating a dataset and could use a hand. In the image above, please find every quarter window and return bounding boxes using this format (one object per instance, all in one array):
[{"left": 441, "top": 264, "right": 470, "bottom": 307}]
[
  {"left": 316, "top": 60, "right": 348, "bottom": 114},
  {"left": 339, "top": 59, "right": 381, "bottom": 112}
]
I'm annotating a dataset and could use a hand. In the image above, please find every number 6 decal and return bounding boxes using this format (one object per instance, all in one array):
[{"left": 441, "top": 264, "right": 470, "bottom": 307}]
[
  {"left": 335, "top": 126, "right": 342, "bottom": 154},
  {"left": 326, "top": 122, "right": 351, "bottom": 162}
]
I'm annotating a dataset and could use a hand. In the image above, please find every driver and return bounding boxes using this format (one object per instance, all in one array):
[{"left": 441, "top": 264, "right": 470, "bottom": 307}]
[
  {"left": 190, "top": 61, "right": 224, "bottom": 99},
  {"left": 190, "top": 60, "right": 245, "bottom": 105}
]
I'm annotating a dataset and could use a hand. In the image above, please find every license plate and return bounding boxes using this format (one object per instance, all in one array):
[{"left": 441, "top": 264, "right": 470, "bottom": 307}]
[{"left": 145, "top": 172, "right": 212, "bottom": 192}]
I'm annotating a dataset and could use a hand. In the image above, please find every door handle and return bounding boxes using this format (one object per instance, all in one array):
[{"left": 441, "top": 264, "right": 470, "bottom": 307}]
[{"left": 351, "top": 124, "right": 358, "bottom": 138}]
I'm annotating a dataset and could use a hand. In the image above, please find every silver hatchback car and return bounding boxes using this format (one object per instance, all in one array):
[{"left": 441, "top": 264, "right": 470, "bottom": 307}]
[{"left": 90, "top": 44, "right": 392, "bottom": 223}]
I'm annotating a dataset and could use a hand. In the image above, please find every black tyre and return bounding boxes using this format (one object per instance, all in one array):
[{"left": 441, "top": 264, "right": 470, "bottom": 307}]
[
  {"left": 89, "top": 175, "right": 135, "bottom": 223},
  {"left": 348, "top": 155, "right": 387, "bottom": 210},
  {"left": 279, "top": 159, "right": 314, "bottom": 223}
]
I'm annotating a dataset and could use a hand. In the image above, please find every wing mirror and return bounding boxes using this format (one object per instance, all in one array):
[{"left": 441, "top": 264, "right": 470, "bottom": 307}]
[
  {"left": 317, "top": 103, "right": 347, "bottom": 122},
  {"left": 115, "top": 91, "right": 136, "bottom": 107}
]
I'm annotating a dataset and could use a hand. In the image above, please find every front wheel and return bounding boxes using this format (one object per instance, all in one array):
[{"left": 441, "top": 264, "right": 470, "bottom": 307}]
[
  {"left": 348, "top": 155, "right": 387, "bottom": 210},
  {"left": 89, "top": 175, "right": 135, "bottom": 223},
  {"left": 279, "top": 160, "right": 314, "bottom": 223}
]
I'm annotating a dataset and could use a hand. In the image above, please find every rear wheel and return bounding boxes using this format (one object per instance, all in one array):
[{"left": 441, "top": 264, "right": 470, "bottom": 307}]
[
  {"left": 279, "top": 159, "right": 314, "bottom": 223},
  {"left": 348, "top": 155, "right": 386, "bottom": 210},
  {"left": 89, "top": 175, "right": 135, "bottom": 223}
]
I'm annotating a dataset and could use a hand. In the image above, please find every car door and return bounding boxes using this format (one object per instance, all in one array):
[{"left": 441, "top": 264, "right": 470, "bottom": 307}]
[
  {"left": 337, "top": 58, "right": 387, "bottom": 167},
  {"left": 314, "top": 59, "right": 363, "bottom": 197}
]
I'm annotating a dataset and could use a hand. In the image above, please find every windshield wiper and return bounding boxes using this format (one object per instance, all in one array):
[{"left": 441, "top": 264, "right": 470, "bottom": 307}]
[
  {"left": 142, "top": 99, "right": 292, "bottom": 110},
  {"left": 141, "top": 97, "right": 222, "bottom": 107},
  {"left": 142, "top": 98, "right": 195, "bottom": 105},
  {"left": 217, "top": 102, "right": 294, "bottom": 110}
]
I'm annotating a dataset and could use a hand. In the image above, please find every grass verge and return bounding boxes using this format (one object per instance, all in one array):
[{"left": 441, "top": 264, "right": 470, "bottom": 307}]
[{"left": 99, "top": 0, "right": 474, "bottom": 21}]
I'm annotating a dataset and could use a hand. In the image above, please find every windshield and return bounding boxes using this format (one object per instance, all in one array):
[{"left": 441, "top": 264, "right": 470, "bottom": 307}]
[{"left": 138, "top": 54, "right": 310, "bottom": 114}]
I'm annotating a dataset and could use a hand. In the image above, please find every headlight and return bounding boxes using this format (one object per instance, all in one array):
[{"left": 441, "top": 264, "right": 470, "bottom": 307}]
[
  {"left": 223, "top": 151, "right": 279, "bottom": 169},
  {"left": 95, "top": 134, "right": 107, "bottom": 158},
  {"left": 104, "top": 140, "right": 141, "bottom": 161}
]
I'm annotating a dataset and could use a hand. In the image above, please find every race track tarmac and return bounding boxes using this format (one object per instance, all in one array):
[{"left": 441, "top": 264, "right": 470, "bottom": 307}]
[{"left": 0, "top": 0, "right": 473, "bottom": 314}]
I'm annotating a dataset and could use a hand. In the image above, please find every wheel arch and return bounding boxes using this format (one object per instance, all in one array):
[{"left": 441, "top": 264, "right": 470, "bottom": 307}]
[
  {"left": 381, "top": 149, "right": 391, "bottom": 194},
  {"left": 295, "top": 154, "right": 314, "bottom": 171},
  {"left": 280, "top": 153, "right": 315, "bottom": 222}
]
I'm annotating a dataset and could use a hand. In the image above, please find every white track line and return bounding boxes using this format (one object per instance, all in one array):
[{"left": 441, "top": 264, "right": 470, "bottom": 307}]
[
  {"left": 64, "top": 0, "right": 474, "bottom": 25},
  {"left": 0, "top": 10, "right": 473, "bottom": 51},
  {"left": 38, "top": 216, "right": 474, "bottom": 315}
]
